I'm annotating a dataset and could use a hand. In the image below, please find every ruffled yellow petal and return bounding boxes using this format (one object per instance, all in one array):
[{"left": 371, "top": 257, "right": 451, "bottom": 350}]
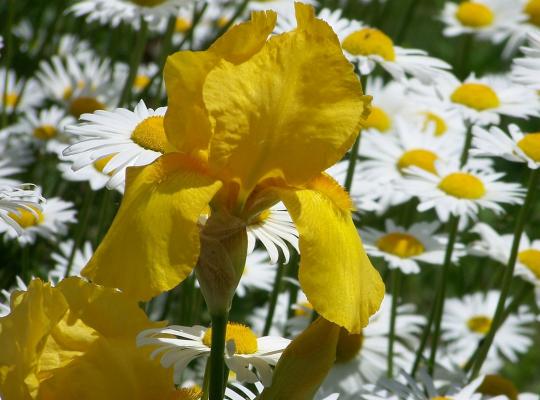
[
  {"left": 260, "top": 318, "right": 340, "bottom": 399},
  {"left": 82, "top": 154, "right": 222, "bottom": 301},
  {"left": 275, "top": 174, "right": 384, "bottom": 333},
  {"left": 164, "top": 10, "right": 276, "bottom": 155},
  {"left": 205, "top": 3, "right": 370, "bottom": 194}
]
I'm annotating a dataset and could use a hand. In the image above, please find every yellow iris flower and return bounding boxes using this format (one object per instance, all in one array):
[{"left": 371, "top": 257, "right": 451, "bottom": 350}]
[
  {"left": 0, "top": 278, "right": 175, "bottom": 400},
  {"left": 82, "top": 3, "right": 384, "bottom": 333}
]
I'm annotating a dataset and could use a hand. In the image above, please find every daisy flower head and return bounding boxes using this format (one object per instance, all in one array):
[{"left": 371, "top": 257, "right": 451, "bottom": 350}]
[
  {"left": 440, "top": 0, "right": 524, "bottom": 43},
  {"left": 48, "top": 240, "right": 94, "bottom": 283},
  {"left": 320, "top": 295, "right": 425, "bottom": 395},
  {"left": 503, "top": 1, "right": 540, "bottom": 57},
  {"left": 246, "top": 202, "right": 299, "bottom": 264},
  {"left": 511, "top": 32, "right": 540, "bottom": 89},
  {"left": 115, "top": 62, "right": 160, "bottom": 95},
  {"left": 361, "top": 220, "right": 464, "bottom": 274},
  {"left": 0, "top": 184, "right": 45, "bottom": 236},
  {"left": 403, "top": 160, "right": 525, "bottom": 225},
  {"left": 236, "top": 250, "right": 278, "bottom": 298},
  {"left": 471, "top": 223, "right": 540, "bottom": 308},
  {"left": 15, "top": 106, "right": 75, "bottom": 156},
  {"left": 0, "top": 190, "right": 76, "bottom": 246},
  {"left": 137, "top": 323, "right": 291, "bottom": 386},
  {"left": 472, "top": 124, "right": 540, "bottom": 169},
  {"left": 340, "top": 25, "right": 452, "bottom": 84},
  {"left": 361, "top": 77, "right": 407, "bottom": 134},
  {"left": 64, "top": 100, "right": 168, "bottom": 191},
  {"left": 0, "top": 69, "right": 43, "bottom": 114},
  {"left": 442, "top": 291, "right": 535, "bottom": 367},
  {"left": 224, "top": 381, "right": 340, "bottom": 400},
  {"left": 37, "top": 55, "right": 119, "bottom": 119},
  {"left": 69, "top": 0, "right": 188, "bottom": 29},
  {"left": 437, "top": 73, "right": 540, "bottom": 126}
]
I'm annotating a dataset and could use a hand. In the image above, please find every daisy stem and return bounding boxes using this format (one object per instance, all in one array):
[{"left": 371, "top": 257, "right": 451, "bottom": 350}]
[
  {"left": 387, "top": 268, "right": 401, "bottom": 378},
  {"left": 208, "top": 312, "right": 229, "bottom": 400},
  {"left": 394, "top": 0, "right": 421, "bottom": 43},
  {"left": 118, "top": 18, "right": 149, "bottom": 107},
  {"left": 263, "top": 261, "right": 286, "bottom": 336},
  {"left": 150, "top": 16, "right": 176, "bottom": 105},
  {"left": 470, "top": 168, "right": 540, "bottom": 378},
  {"left": 1, "top": 0, "right": 15, "bottom": 128},
  {"left": 94, "top": 190, "right": 113, "bottom": 247},
  {"left": 459, "top": 124, "right": 473, "bottom": 167},
  {"left": 428, "top": 214, "right": 460, "bottom": 375}
]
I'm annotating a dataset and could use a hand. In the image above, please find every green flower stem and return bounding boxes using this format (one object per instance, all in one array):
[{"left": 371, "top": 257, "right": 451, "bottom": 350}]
[
  {"left": 263, "top": 261, "right": 286, "bottom": 336},
  {"left": 285, "top": 251, "right": 300, "bottom": 335},
  {"left": 65, "top": 189, "right": 96, "bottom": 278},
  {"left": 428, "top": 214, "right": 460, "bottom": 375},
  {"left": 387, "top": 268, "right": 401, "bottom": 378},
  {"left": 470, "top": 168, "right": 540, "bottom": 378},
  {"left": 1, "top": 0, "right": 15, "bottom": 128},
  {"left": 150, "top": 15, "right": 177, "bottom": 105},
  {"left": 118, "top": 18, "right": 149, "bottom": 107},
  {"left": 459, "top": 124, "right": 473, "bottom": 167},
  {"left": 395, "top": 0, "right": 421, "bottom": 43},
  {"left": 410, "top": 297, "right": 436, "bottom": 376},
  {"left": 208, "top": 312, "right": 229, "bottom": 400}
]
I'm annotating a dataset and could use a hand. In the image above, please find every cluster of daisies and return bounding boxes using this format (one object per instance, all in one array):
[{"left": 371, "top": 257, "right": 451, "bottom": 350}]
[{"left": 1, "top": 0, "right": 540, "bottom": 399}]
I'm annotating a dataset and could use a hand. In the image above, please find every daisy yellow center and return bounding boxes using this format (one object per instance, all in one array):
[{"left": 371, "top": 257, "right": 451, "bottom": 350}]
[
  {"left": 63, "top": 86, "right": 73, "bottom": 100},
  {"left": 376, "top": 232, "right": 425, "bottom": 258},
  {"left": 202, "top": 323, "right": 258, "bottom": 354},
  {"left": 525, "top": 0, "right": 540, "bottom": 26},
  {"left": 438, "top": 172, "right": 486, "bottom": 199},
  {"left": 170, "top": 386, "right": 202, "bottom": 400},
  {"left": 216, "top": 16, "right": 230, "bottom": 28},
  {"left": 450, "top": 83, "right": 500, "bottom": 111},
  {"left": 397, "top": 149, "right": 438, "bottom": 174},
  {"left": 517, "top": 133, "right": 540, "bottom": 162},
  {"left": 467, "top": 315, "right": 492, "bottom": 334},
  {"left": 455, "top": 2, "right": 495, "bottom": 27},
  {"left": 253, "top": 209, "right": 271, "bottom": 225},
  {"left": 130, "top": 0, "right": 166, "bottom": 7},
  {"left": 175, "top": 17, "right": 192, "bottom": 32},
  {"left": 335, "top": 328, "right": 364, "bottom": 363},
  {"left": 5, "top": 92, "right": 19, "bottom": 108},
  {"left": 93, "top": 154, "right": 116, "bottom": 175},
  {"left": 133, "top": 74, "right": 151, "bottom": 91},
  {"left": 8, "top": 207, "right": 44, "bottom": 229},
  {"left": 33, "top": 125, "right": 57, "bottom": 140},
  {"left": 341, "top": 28, "right": 396, "bottom": 61},
  {"left": 478, "top": 375, "right": 519, "bottom": 400},
  {"left": 431, "top": 397, "right": 452, "bottom": 400},
  {"left": 69, "top": 97, "right": 106, "bottom": 119},
  {"left": 517, "top": 249, "right": 540, "bottom": 278},
  {"left": 365, "top": 106, "right": 391, "bottom": 132},
  {"left": 422, "top": 112, "right": 448, "bottom": 136},
  {"left": 130, "top": 116, "right": 168, "bottom": 153},
  {"left": 294, "top": 301, "right": 314, "bottom": 317}
]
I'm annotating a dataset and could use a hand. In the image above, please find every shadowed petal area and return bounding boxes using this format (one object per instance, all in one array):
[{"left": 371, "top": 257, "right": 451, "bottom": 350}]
[
  {"left": 82, "top": 154, "right": 222, "bottom": 300},
  {"left": 205, "top": 3, "right": 370, "bottom": 193},
  {"left": 164, "top": 10, "right": 276, "bottom": 155},
  {"left": 275, "top": 174, "right": 384, "bottom": 333}
]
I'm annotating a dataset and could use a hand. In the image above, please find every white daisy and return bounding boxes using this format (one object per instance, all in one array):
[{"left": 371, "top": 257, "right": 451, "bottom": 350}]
[
  {"left": 69, "top": 0, "right": 187, "bottom": 29},
  {"left": 361, "top": 220, "right": 463, "bottom": 274},
  {"left": 137, "top": 322, "right": 291, "bottom": 387},
  {"left": 471, "top": 222, "right": 540, "bottom": 308},
  {"left": 63, "top": 100, "right": 167, "bottom": 190},
  {"left": 433, "top": 73, "right": 540, "bottom": 126},
  {"left": 511, "top": 32, "right": 540, "bottom": 89},
  {"left": 14, "top": 106, "right": 75, "bottom": 156},
  {"left": 57, "top": 153, "right": 124, "bottom": 193},
  {"left": 0, "top": 157, "right": 23, "bottom": 187},
  {"left": 442, "top": 291, "right": 535, "bottom": 367},
  {"left": 503, "top": 1, "right": 540, "bottom": 57},
  {"left": 0, "top": 191, "right": 77, "bottom": 246},
  {"left": 237, "top": 250, "right": 278, "bottom": 298},
  {"left": 320, "top": 295, "right": 425, "bottom": 395},
  {"left": 0, "top": 68, "right": 43, "bottom": 113},
  {"left": 246, "top": 202, "right": 299, "bottom": 264},
  {"left": 225, "top": 381, "right": 340, "bottom": 400},
  {"left": 0, "top": 275, "right": 28, "bottom": 317},
  {"left": 0, "top": 185, "right": 45, "bottom": 236},
  {"left": 403, "top": 161, "right": 525, "bottom": 225},
  {"left": 472, "top": 124, "right": 540, "bottom": 169},
  {"left": 115, "top": 62, "right": 160, "bottom": 95},
  {"left": 362, "top": 77, "right": 408, "bottom": 134},
  {"left": 440, "top": 0, "right": 524, "bottom": 43},
  {"left": 57, "top": 34, "right": 95, "bottom": 62},
  {"left": 36, "top": 55, "right": 119, "bottom": 118},
  {"left": 48, "top": 239, "right": 94, "bottom": 283}
]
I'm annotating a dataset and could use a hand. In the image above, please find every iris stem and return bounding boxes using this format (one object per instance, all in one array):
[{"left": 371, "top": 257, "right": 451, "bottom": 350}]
[
  {"left": 470, "top": 168, "right": 540, "bottom": 378},
  {"left": 1, "top": 0, "right": 15, "bottom": 128},
  {"left": 208, "top": 312, "right": 229, "bottom": 400},
  {"left": 118, "top": 18, "right": 149, "bottom": 107},
  {"left": 263, "top": 261, "right": 286, "bottom": 336},
  {"left": 387, "top": 268, "right": 401, "bottom": 378},
  {"left": 428, "top": 214, "right": 459, "bottom": 375}
]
